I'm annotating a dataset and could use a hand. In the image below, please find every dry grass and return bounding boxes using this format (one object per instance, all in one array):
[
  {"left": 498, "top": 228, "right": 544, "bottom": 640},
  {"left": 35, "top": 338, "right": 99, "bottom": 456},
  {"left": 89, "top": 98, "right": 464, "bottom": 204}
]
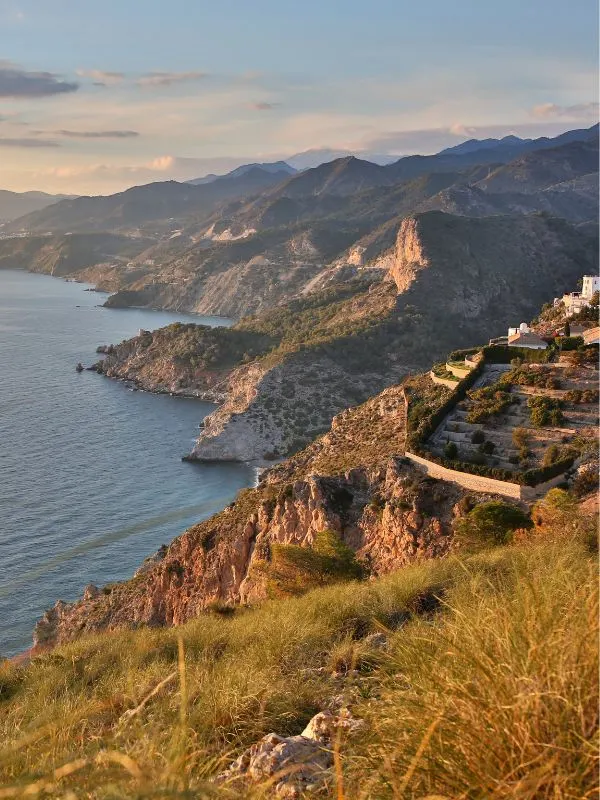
[
  {"left": 0, "top": 526, "right": 596, "bottom": 798},
  {"left": 344, "top": 540, "right": 599, "bottom": 799}
]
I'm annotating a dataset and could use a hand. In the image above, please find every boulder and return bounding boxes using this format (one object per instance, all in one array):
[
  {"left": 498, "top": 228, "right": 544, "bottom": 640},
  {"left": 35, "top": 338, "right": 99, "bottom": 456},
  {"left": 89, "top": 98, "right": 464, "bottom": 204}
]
[{"left": 216, "top": 708, "right": 363, "bottom": 797}]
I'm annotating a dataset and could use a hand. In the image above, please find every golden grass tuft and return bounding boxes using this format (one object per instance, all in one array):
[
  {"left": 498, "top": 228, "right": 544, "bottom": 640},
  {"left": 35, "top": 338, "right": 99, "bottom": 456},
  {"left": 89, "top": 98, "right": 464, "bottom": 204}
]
[{"left": 0, "top": 527, "right": 596, "bottom": 798}]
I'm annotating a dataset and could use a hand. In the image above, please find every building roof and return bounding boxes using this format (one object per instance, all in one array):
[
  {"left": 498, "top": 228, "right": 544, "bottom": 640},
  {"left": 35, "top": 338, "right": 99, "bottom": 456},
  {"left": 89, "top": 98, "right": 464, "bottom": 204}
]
[
  {"left": 583, "top": 327, "right": 600, "bottom": 345},
  {"left": 507, "top": 332, "right": 548, "bottom": 348}
]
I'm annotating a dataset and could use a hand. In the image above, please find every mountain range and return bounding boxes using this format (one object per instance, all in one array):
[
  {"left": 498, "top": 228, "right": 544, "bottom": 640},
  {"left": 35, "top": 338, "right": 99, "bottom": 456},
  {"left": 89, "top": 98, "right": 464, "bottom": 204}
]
[{"left": 0, "top": 123, "right": 597, "bottom": 326}]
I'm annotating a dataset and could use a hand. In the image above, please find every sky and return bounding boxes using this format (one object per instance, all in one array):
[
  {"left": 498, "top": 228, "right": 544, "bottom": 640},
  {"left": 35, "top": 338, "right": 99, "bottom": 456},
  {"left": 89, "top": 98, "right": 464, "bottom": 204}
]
[{"left": 0, "top": 0, "right": 598, "bottom": 194}]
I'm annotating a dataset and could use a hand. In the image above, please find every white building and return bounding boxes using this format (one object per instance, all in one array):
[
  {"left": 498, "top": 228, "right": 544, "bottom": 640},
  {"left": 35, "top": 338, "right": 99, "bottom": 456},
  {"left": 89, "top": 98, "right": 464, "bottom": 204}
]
[
  {"left": 508, "top": 322, "right": 531, "bottom": 337},
  {"left": 555, "top": 275, "right": 600, "bottom": 315},
  {"left": 581, "top": 275, "right": 600, "bottom": 299}
]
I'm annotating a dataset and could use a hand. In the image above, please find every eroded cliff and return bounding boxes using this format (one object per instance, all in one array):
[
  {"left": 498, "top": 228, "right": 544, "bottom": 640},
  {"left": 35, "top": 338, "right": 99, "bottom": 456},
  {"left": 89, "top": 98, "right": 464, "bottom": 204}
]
[{"left": 34, "top": 379, "right": 470, "bottom": 648}]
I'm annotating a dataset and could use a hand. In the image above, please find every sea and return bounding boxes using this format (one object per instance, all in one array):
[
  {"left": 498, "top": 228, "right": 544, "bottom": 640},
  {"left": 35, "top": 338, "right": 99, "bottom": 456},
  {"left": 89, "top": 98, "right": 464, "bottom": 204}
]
[{"left": 0, "top": 269, "right": 255, "bottom": 657}]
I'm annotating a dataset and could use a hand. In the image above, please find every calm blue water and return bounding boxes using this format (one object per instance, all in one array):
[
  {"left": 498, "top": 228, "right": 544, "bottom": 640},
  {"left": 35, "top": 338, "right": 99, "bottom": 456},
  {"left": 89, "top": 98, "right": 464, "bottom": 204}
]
[{"left": 0, "top": 270, "right": 254, "bottom": 657}]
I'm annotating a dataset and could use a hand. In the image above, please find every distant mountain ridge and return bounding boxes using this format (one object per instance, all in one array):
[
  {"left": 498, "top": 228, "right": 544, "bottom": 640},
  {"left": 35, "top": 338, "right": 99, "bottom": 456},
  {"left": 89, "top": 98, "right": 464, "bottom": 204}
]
[
  {"left": 0, "top": 190, "right": 76, "bottom": 222},
  {"left": 4, "top": 124, "right": 597, "bottom": 236},
  {"left": 440, "top": 134, "right": 529, "bottom": 156},
  {"left": 0, "top": 123, "right": 597, "bottom": 325},
  {"left": 188, "top": 161, "right": 296, "bottom": 185},
  {"left": 3, "top": 165, "right": 292, "bottom": 235}
]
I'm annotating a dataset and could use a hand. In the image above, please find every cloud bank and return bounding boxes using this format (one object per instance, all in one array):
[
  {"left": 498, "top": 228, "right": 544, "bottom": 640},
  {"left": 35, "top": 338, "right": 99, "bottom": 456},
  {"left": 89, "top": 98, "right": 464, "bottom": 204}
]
[
  {"left": 531, "top": 102, "right": 599, "bottom": 120},
  {"left": 0, "top": 62, "right": 78, "bottom": 98}
]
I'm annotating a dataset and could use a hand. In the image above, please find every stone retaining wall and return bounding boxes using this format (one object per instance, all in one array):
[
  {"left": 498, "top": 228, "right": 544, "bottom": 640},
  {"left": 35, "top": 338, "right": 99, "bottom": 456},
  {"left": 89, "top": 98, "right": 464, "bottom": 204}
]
[
  {"left": 404, "top": 451, "right": 573, "bottom": 501},
  {"left": 445, "top": 362, "right": 473, "bottom": 378},
  {"left": 429, "top": 371, "right": 459, "bottom": 389},
  {"left": 405, "top": 451, "right": 522, "bottom": 498}
]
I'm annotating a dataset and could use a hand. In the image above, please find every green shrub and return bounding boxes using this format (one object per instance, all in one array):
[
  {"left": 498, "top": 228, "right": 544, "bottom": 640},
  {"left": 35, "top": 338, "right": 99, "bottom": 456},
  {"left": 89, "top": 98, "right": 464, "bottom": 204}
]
[
  {"left": 444, "top": 441, "right": 458, "bottom": 460},
  {"left": 564, "top": 389, "right": 583, "bottom": 404},
  {"left": 448, "top": 347, "right": 480, "bottom": 361},
  {"left": 558, "top": 336, "right": 584, "bottom": 351},
  {"left": 471, "top": 430, "right": 485, "bottom": 444},
  {"left": 512, "top": 427, "right": 529, "bottom": 448},
  {"left": 265, "top": 529, "right": 364, "bottom": 598},
  {"left": 454, "top": 501, "right": 532, "bottom": 550},
  {"left": 466, "top": 383, "right": 513, "bottom": 423},
  {"left": 520, "top": 456, "right": 576, "bottom": 487},
  {"left": 572, "top": 467, "right": 599, "bottom": 498},
  {"left": 481, "top": 440, "right": 496, "bottom": 455},
  {"left": 542, "top": 444, "right": 561, "bottom": 467},
  {"left": 483, "top": 344, "right": 550, "bottom": 364},
  {"left": 528, "top": 396, "right": 564, "bottom": 427}
]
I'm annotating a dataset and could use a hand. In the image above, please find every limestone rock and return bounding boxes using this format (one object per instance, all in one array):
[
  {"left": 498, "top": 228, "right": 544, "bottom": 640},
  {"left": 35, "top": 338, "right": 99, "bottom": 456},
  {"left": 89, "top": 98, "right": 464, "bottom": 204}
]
[
  {"left": 216, "top": 708, "right": 362, "bottom": 797},
  {"left": 217, "top": 732, "right": 332, "bottom": 798},
  {"left": 301, "top": 708, "right": 364, "bottom": 743}
]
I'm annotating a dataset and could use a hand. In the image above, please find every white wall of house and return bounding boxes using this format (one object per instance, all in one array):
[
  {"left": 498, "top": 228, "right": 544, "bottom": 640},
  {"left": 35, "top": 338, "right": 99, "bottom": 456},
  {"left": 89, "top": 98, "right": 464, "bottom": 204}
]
[
  {"left": 508, "top": 341, "right": 547, "bottom": 350},
  {"left": 581, "top": 275, "right": 600, "bottom": 299}
]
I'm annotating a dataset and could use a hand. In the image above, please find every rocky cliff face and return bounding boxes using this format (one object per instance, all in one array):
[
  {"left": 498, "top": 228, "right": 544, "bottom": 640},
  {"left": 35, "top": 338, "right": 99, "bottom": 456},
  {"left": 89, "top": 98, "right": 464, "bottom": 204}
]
[
  {"left": 390, "top": 211, "right": 598, "bottom": 324},
  {"left": 190, "top": 350, "right": 411, "bottom": 464},
  {"left": 33, "top": 382, "right": 471, "bottom": 649},
  {"left": 90, "top": 211, "right": 598, "bottom": 464}
]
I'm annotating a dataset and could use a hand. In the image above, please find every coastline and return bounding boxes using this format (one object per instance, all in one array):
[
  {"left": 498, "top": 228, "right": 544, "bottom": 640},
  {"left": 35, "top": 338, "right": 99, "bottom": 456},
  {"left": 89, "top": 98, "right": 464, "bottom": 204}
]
[{"left": 0, "top": 269, "right": 256, "bottom": 658}]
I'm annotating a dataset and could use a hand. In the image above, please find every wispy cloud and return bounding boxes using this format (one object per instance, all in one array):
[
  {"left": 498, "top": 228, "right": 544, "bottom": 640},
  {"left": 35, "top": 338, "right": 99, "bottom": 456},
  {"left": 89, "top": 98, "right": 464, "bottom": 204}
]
[
  {"left": 135, "top": 71, "right": 209, "bottom": 87},
  {"left": 0, "top": 61, "right": 78, "bottom": 98},
  {"left": 76, "top": 69, "right": 125, "bottom": 86},
  {"left": 531, "top": 102, "right": 599, "bottom": 120},
  {"left": 54, "top": 129, "right": 139, "bottom": 139},
  {"left": 250, "top": 101, "right": 280, "bottom": 111},
  {"left": 0, "top": 137, "right": 59, "bottom": 148}
]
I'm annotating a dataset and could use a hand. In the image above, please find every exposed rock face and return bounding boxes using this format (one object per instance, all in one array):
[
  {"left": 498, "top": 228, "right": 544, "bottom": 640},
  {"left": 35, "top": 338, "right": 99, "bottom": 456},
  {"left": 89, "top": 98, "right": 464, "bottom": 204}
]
[
  {"left": 190, "top": 351, "right": 410, "bottom": 464},
  {"left": 389, "top": 216, "right": 430, "bottom": 293},
  {"left": 33, "top": 459, "right": 462, "bottom": 648},
  {"left": 389, "top": 211, "right": 598, "bottom": 328},
  {"left": 32, "top": 376, "right": 473, "bottom": 650}
]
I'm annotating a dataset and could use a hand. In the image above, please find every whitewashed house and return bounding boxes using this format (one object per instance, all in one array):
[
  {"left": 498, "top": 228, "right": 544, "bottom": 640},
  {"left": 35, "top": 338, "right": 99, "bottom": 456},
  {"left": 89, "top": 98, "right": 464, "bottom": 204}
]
[
  {"left": 555, "top": 275, "right": 600, "bottom": 315},
  {"left": 508, "top": 322, "right": 531, "bottom": 337}
]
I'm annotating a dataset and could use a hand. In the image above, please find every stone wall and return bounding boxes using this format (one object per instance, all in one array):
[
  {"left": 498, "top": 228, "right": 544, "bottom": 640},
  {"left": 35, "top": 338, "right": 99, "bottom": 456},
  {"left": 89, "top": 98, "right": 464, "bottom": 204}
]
[
  {"left": 429, "top": 371, "right": 459, "bottom": 389},
  {"left": 445, "top": 362, "right": 472, "bottom": 378},
  {"left": 404, "top": 451, "right": 575, "bottom": 502},
  {"left": 404, "top": 451, "right": 522, "bottom": 499}
]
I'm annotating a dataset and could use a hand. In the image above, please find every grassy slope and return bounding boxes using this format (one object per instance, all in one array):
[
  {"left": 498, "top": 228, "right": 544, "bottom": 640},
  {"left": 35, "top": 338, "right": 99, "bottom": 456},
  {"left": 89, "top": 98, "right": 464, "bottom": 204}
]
[{"left": 0, "top": 510, "right": 596, "bottom": 798}]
